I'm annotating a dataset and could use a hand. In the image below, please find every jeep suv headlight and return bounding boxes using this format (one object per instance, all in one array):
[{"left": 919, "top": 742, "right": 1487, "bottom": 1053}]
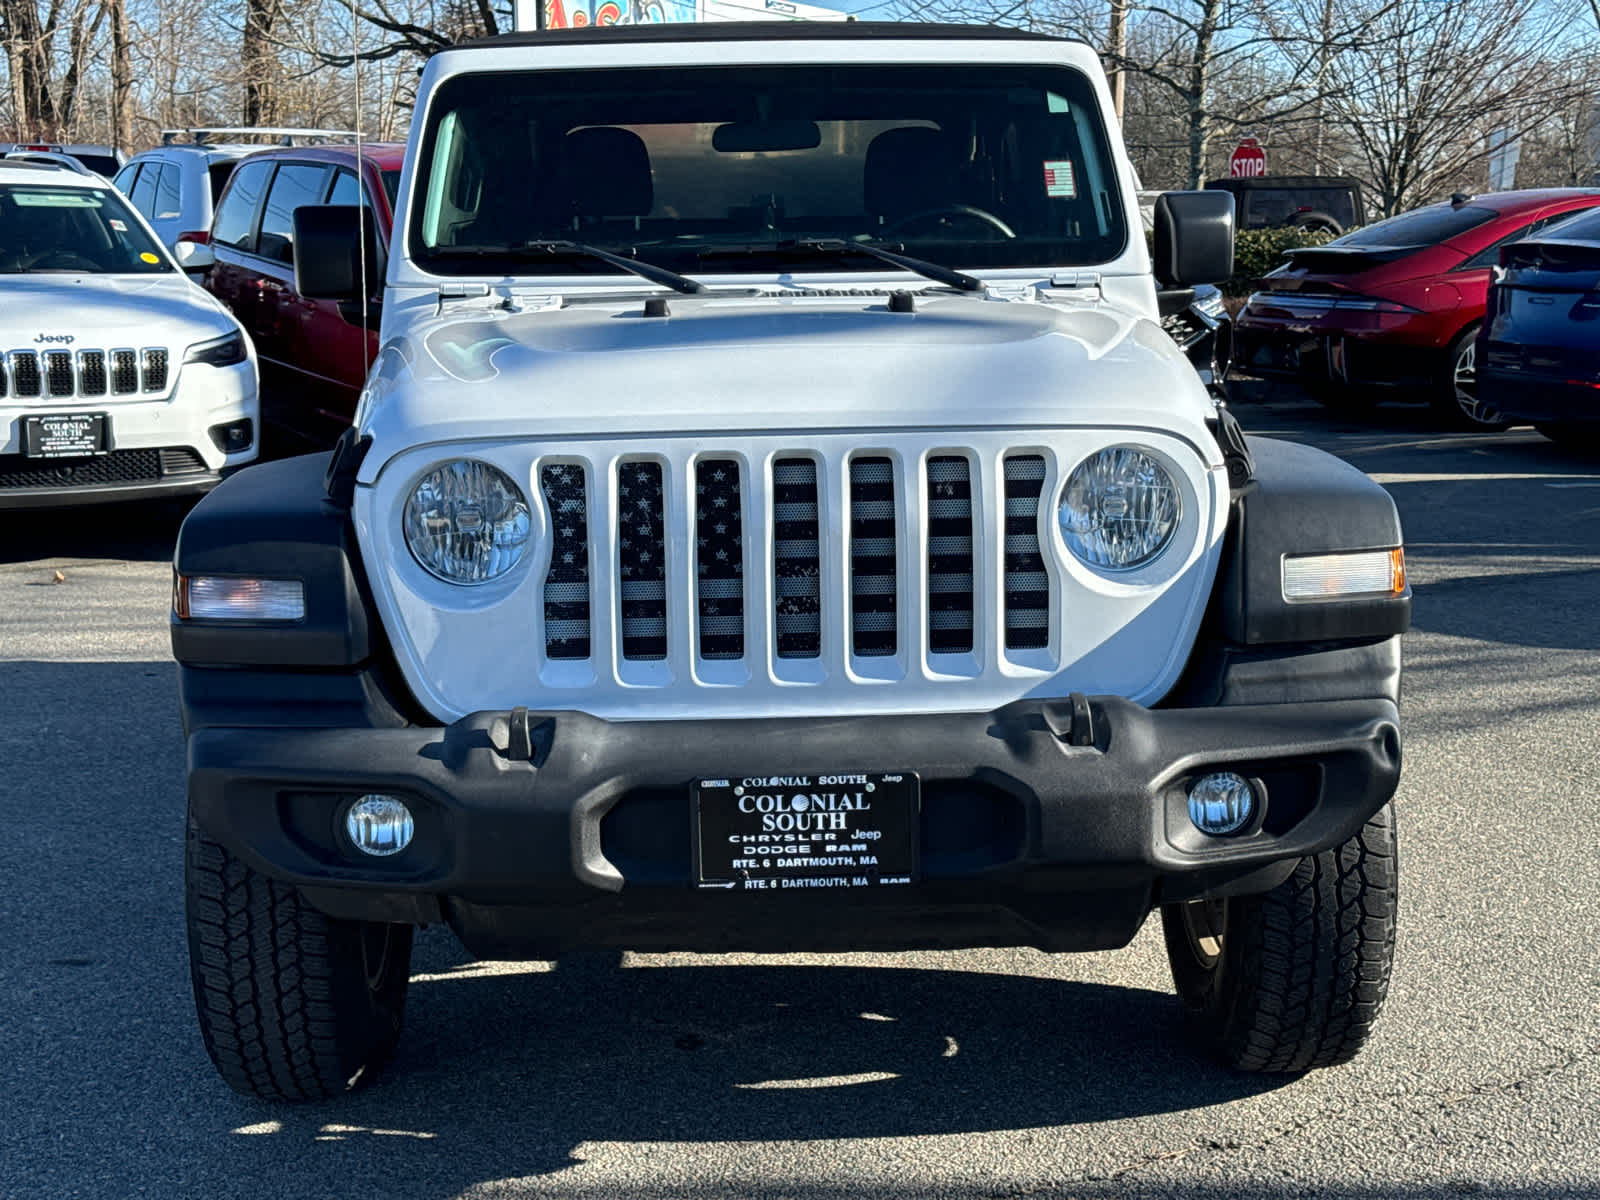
[
  {"left": 403, "top": 459, "right": 532, "bottom": 584},
  {"left": 1058, "top": 445, "right": 1180, "bottom": 571},
  {"left": 184, "top": 331, "right": 248, "bottom": 367}
]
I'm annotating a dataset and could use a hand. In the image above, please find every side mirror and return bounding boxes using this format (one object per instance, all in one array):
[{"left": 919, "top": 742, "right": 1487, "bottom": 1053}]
[
  {"left": 1152, "top": 190, "right": 1235, "bottom": 289},
  {"left": 293, "top": 205, "right": 379, "bottom": 301},
  {"left": 174, "top": 240, "right": 214, "bottom": 271}
]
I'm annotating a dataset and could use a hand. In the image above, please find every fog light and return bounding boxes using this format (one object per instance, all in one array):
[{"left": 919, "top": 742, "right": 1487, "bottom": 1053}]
[
  {"left": 345, "top": 795, "right": 414, "bottom": 857},
  {"left": 1188, "top": 772, "right": 1256, "bottom": 836},
  {"left": 208, "top": 418, "right": 254, "bottom": 453}
]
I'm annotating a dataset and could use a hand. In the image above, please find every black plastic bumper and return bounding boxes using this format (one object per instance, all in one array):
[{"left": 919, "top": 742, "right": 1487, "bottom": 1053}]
[
  {"left": 1479, "top": 371, "right": 1600, "bottom": 425},
  {"left": 187, "top": 695, "right": 1401, "bottom": 957},
  {"left": 0, "top": 473, "right": 221, "bottom": 509}
]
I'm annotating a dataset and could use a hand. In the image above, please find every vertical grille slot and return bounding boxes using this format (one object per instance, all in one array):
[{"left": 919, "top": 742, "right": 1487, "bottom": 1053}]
[
  {"left": 926, "top": 455, "right": 975, "bottom": 654},
  {"left": 11, "top": 352, "right": 41, "bottom": 397},
  {"left": 540, "top": 464, "right": 591, "bottom": 660},
  {"left": 44, "top": 350, "right": 75, "bottom": 397},
  {"left": 696, "top": 458, "right": 744, "bottom": 660},
  {"left": 773, "top": 458, "right": 821, "bottom": 660},
  {"left": 618, "top": 461, "right": 667, "bottom": 661},
  {"left": 78, "top": 351, "right": 106, "bottom": 396},
  {"left": 850, "top": 456, "right": 897, "bottom": 657},
  {"left": 1003, "top": 454, "right": 1050, "bottom": 650},
  {"left": 110, "top": 350, "right": 138, "bottom": 394},
  {"left": 142, "top": 347, "right": 169, "bottom": 392}
]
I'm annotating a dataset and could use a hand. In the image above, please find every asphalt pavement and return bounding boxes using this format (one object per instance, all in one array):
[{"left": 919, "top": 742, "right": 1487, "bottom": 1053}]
[{"left": 2, "top": 387, "right": 1598, "bottom": 1199}]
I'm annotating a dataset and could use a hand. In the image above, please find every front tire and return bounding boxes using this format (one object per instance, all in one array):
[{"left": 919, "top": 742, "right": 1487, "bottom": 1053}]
[
  {"left": 186, "top": 819, "right": 414, "bottom": 1100},
  {"left": 1432, "top": 324, "right": 1509, "bottom": 430},
  {"left": 1161, "top": 803, "right": 1398, "bottom": 1072}
]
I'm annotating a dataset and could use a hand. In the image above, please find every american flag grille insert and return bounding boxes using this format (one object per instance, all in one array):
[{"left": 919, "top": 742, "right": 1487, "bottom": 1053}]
[
  {"left": 45, "top": 351, "right": 74, "bottom": 397},
  {"left": 850, "top": 456, "right": 897, "bottom": 657},
  {"left": 78, "top": 351, "right": 107, "bottom": 395},
  {"left": 696, "top": 459, "right": 744, "bottom": 660},
  {"left": 111, "top": 350, "right": 138, "bottom": 394},
  {"left": 926, "top": 455, "right": 975, "bottom": 654},
  {"left": 618, "top": 461, "right": 667, "bottom": 661},
  {"left": 10, "top": 352, "right": 41, "bottom": 397},
  {"left": 1003, "top": 454, "right": 1050, "bottom": 649},
  {"left": 772, "top": 458, "right": 822, "bottom": 659},
  {"left": 142, "top": 348, "right": 169, "bottom": 393},
  {"left": 541, "top": 464, "right": 591, "bottom": 660}
]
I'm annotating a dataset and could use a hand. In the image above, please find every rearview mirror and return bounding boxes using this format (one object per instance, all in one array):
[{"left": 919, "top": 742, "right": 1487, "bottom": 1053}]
[
  {"left": 712, "top": 120, "right": 821, "bottom": 154},
  {"left": 293, "top": 205, "right": 380, "bottom": 301},
  {"left": 1152, "top": 190, "right": 1235, "bottom": 288}
]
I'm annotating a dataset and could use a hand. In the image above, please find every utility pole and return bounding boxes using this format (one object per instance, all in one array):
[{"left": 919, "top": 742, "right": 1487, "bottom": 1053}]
[{"left": 1108, "top": 0, "right": 1127, "bottom": 122}]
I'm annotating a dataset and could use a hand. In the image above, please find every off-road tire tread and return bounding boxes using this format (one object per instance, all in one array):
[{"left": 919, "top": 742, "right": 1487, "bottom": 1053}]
[
  {"left": 186, "top": 821, "right": 411, "bottom": 1101},
  {"left": 1165, "top": 803, "right": 1398, "bottom": 1073}
]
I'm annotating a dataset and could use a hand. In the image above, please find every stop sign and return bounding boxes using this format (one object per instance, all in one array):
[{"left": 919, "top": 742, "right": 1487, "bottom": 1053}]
[{"left": 1229, "top": 137, "right": 1266, "bottom": 178}]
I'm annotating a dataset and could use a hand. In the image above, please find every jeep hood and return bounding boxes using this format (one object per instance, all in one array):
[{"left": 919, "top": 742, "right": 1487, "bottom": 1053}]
[
  {"left": 358, "top": 291, "right": 1220, "bottom": 478},
  {"left": 0, "top": 274, "right": 236, "bottom": 349}
]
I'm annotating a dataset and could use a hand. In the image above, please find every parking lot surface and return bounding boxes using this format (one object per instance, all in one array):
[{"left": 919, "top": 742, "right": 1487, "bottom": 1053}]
[{"left": 3, "top": 389, "right": 1598, "bottom": 1199}]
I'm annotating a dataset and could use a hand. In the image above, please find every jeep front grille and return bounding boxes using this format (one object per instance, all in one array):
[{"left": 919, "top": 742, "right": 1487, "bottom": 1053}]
[
  {"left": 1003, "top": 454, "right": 1050, "bottom": 650},
  {"left": 772, "top": 458, "right": 822, "bottom": 659},
  {"left": 926, "top": 455, "right": 975, "bottom": 654},
  {"left": 620, "top": 460, "right": 667, "bottom": 661},
  {"left": 541, "top": 463, "right": 591, "bottom": 660},
  {"left": 696, "top": 459, "right": 745, "bottom": 661},
  {"left": 849, "top": 456, "right": 898, "bottom": 658},
  {"left": 0, "top": 346, "right": 170, "bottom": 400}
]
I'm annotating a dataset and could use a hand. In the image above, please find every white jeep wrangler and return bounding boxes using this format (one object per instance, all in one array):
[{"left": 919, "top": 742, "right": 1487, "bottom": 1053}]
[{"left": 172, "top": 22, "right": 1408, "bottom": 1101}]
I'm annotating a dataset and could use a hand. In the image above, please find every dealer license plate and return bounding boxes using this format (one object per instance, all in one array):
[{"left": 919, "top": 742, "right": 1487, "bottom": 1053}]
[
  {"left": 694, "top": 772, "right": 919, "bottom": 892},
  {"left": 21, "top": 412, "right": 109, "bottom": 458}
]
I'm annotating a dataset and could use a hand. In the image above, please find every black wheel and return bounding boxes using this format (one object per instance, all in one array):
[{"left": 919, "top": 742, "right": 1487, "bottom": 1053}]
[
  {"left": 1287, "top": 210, "right": 1342, "bottom": 237},
  {"left": 1161, "top": 802, "right": 1398, "bottom": 1072},
  {"left": 1432, "top": 324, "right": 1509, "bottom": 430},
  {"left": 186, "top": 817, "right": 414, "bottom": 1100}
]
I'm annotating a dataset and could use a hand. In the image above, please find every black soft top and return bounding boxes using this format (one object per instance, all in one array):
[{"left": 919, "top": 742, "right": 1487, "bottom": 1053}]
[{"left": 459, "top": 21, "right": 1068, "bottom": 51}]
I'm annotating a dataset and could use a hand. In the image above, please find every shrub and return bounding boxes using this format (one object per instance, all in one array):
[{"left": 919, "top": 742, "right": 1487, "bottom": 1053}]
[{"left": 1224, "top": 227, "right": 1338, "bottom": 297}]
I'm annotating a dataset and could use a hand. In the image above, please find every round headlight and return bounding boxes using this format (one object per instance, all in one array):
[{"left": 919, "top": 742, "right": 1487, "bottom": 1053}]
[
  {"left": 403, "top": 459, "right": 532, "bottom": 584},
  {"left": 1058, "top": 446, "right": 1181, "bottom": 571}
]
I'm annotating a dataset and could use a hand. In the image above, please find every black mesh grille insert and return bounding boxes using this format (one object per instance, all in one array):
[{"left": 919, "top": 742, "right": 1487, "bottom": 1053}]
[
  {"left": 111, "top": 350, "right": 138, "bottom": 394},
  {"left": 0, "top": 449, "right": 161, "bottom": 489},
  {"left": 541, "top": 464, "right": 590, "bottom": 660},
  {"left": 696, "top": 458, "right": 744, "bottom": 660},
  {"left": 926, "top": 455, "right": 975, "bottom": 654},
  {"left": 44, "top": 350, "right": 74, "bottom": 397},
  {"left": 159, "top": 448, "right": 208, "bottom": 475},
  {"left": 773, "top": 458, "right": 821, "bottom": 660},
  {"left": 142, "top": 348, "right": 169, "bottom": 392},
  {"left": 79, "top": 351, "right": 106, "bottom": 396},
  {"left": 1003, "top": 454, "right": 1050, "bottom": 650},
  {"left": 619, "top": 461, "right": 667, "bottom": 661},
  {"left": 11, "top": 352, "right": 41, "bottom": 397},
  {"left": 850, "top": 456, "right": 897, "bottom": 657}
]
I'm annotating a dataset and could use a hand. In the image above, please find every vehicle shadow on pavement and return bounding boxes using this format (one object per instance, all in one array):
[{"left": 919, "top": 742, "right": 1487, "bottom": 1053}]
[
  {"left": 187, "top": 944, "right": 1293, "bottom": 1191},
  {"left": 1, "top": 496, "right": 193, "bottom": 566}
]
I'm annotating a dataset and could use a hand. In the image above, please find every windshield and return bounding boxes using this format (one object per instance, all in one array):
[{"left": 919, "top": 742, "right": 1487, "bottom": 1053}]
[
  {"left": 0, "top": 183, "right": 171, "bottom": 274},
  {"left": 410, "top": 64, "right": 1127, "bottom": 279}
]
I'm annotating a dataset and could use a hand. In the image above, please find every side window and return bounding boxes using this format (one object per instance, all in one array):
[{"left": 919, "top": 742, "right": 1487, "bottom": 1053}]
[
  {"left": 1456, "top": 217, "right": 1554, "bottom": 272},
  {"left": 112, "top": 163, "right": 141, "bottom": 195},
  {"left": 211, "top": 158, "right": 274, "bottom": 251},
  {"left": 257, "top": 163, "right": 331, "bottom": 265},
  {"left": 154, "top": 164, "right": 183, "bottom": 220},
  {"left": 129, "top": 163, "right": 160, "bottom": 217},
  {"left": 327, "top": 169, "right": 365, "bottom": 206}
]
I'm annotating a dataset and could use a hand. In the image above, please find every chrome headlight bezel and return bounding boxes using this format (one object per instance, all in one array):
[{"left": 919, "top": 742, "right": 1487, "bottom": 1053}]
[
  {"left": 402, "top": 458, "right": 533, "bottom": 586},
  {"left": 1057, "top": 444, "right": 1183, "bottom": 574}
]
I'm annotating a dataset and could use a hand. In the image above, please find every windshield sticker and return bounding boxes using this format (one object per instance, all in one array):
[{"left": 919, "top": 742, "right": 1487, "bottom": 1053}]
[
  {"left": 11, "top": 192, "right": 101, "bottom": 208},
  {"left": 109, "top": 218, "right": 127, "bottom": 231},
  {"left": 140, "top": 252, "right": 160, "bottom": 264},
  {"left": 1044, "top": 161, "right": 1077, "bottom": 199}
]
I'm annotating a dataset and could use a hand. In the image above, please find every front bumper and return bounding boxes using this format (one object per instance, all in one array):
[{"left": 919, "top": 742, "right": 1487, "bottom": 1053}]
[{"left": 188, "top": 695, "right": 1401, "bottom": 956}]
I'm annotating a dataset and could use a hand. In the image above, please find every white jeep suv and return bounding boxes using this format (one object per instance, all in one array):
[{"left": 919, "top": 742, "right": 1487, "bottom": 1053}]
[
  {"left": 172, "top": 23, "right": 1409, "bottom": 1100},
  {"left": 0, "top": 159, "right": 258, "bottom": 507}
]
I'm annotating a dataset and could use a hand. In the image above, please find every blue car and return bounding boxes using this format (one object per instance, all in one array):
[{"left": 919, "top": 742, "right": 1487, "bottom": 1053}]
[{"left": 1478, "top": 205, "right": 1600, "bottom": 443}]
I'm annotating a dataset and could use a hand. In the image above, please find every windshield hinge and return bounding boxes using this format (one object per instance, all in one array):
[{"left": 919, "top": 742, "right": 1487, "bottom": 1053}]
[
  {"left": 1049, "top": 271, "right": 1102, "bottom": 289},
  {"left": 983, "top": 282, "right": 1036, "bottom": 302},
  {"left": 434, "top": 283, "right": 496, "bottom": 315}
]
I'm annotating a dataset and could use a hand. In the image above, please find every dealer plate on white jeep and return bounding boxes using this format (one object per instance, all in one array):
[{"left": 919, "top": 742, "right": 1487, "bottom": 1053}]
[
  {"left": 693, "top": 773, "right": 919, "bottom": 891},
  {"left": 22, "top": 412, "right": 109, "bottom": 458}
]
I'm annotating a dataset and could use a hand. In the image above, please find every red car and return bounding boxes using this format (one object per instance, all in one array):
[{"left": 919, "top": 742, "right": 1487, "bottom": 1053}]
[
  {"left": 196, "top": 142, "right": 403, "bottom": 450},
  {"left": 1234, "top": 188, "right": 1600, "bottom": 429}
]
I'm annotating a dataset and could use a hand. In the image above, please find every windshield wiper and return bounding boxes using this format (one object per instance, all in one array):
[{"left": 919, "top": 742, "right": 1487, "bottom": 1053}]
[
  {"left": 697, "top": 238, "right": 984, "bottom": 293},
  {"left": 429, "top": 240, "right": 707, "bottom": 295}
]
